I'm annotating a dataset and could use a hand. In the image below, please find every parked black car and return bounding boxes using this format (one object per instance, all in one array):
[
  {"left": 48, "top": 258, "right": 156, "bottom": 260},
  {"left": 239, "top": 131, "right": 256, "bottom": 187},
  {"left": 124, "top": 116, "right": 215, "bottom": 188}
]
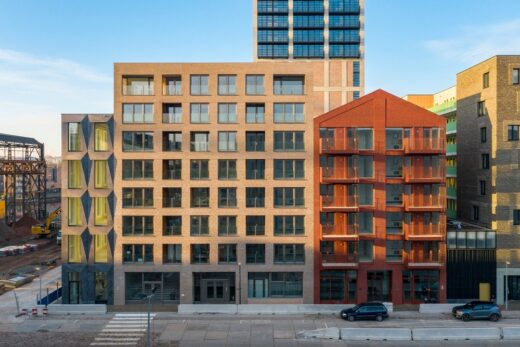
[
  {"left": 340, "top": 303, "right": 389, "bottom": 322},
  {"left": 451, "top": 301, "right": 494, "bottom": 316}
]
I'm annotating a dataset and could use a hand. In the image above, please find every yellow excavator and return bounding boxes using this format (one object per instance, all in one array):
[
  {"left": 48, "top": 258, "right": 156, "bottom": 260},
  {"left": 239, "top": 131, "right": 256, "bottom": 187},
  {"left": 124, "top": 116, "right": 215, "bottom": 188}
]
[{"left": 32, "top": 207, "right": 61, "bottom": 238}]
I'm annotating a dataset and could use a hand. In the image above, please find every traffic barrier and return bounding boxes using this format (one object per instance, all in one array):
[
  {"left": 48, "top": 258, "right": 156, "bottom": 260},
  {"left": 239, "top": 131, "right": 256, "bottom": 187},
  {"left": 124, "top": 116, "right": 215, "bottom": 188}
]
[
  {"left": 419, "top": 303, "right": 458, "bottom": 314},
  {"left": 32, "top": 308, "right": 38, "bottom": 317},
  {"left": 42, "top": 307, "right": 48, "bottom": 316},
  {"left": 20, "top": 308, "right": 28, "bottom": 316},
  {"left": 502, "top": 327, "right": 520, "bottom": 340},
  {"left": 412, "top": 327, "right": 501, "bottom": 341},
  {"left": 296, "top": 328, "right": 340, "bottom": 340},
  {"left": 340, "top": 328, "right": 411, "bottom": 341}
]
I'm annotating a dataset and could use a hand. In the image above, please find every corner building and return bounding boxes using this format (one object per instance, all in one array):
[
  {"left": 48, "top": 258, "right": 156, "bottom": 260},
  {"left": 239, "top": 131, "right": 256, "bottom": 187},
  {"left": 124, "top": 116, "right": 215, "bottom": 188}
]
[{"left": 314, "top": 90, "right": 447, "bottom": 304}]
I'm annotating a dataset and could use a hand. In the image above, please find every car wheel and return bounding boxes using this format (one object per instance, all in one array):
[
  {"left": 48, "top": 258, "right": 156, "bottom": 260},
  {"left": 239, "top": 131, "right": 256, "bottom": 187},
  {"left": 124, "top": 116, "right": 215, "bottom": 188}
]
[
  {"left": 376, "top": 315, "right": 383, "bottom": 322},
  {"left": 462, "top": 314, "right": 471, "bottom": 322},
  {"left": 489, "top": 314, "right": 500, "bottom": 322},
  {"left": 348, "top": 315, "right": 355, "bottom": 322}
]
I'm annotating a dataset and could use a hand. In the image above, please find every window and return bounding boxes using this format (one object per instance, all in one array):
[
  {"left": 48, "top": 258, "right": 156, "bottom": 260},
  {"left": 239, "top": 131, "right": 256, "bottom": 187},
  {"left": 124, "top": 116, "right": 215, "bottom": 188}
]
[
  {"left": 123, "top": 216, "right": 153, "bottom": 235},
  {"left": 246, "top": 216, "right": 265, "bottom": 235},
  {"left": 246, "top": 75, "right": 264, "bottom": 95},
  {"left": 514, "top": 209, "right": 520, "bottom": 225},
  {"left": 190, "top": 103, "right": 209, "bottom": 123},
  {"left": 273, "top": 75, "right": 304, "bottom": 95},
  {"left": 68, "top": 123, "right": 81, "bottom": 152},
  {"left": 353, "top": 91, "right": 360, "bottom": 100},
  {"left": 218, "top": 103, "right": 237, "bottom": 123},
  {"left": 478, "top": 101, "right": 485, "bottom": 117},
  {"left": 246, "top": 159, "right": 265, "bottom": 179},
  {"left": 162, "top": 103, "right": 182, "bottom": 123},
  {"left": 122, "top": 132, "right": 154, "bottom": 152},
  {"left": 359, "top": 184, "right": 373, "bottom": 206},
  {"left": 122, "top": 188, "right": 153, "bottom": 208},
  {"left": 386, "top": 212, "right": 402, "bottom": 234},
  {"left": 386, "top": 184, "right": 403, "bottom": 205},
  {"left": 357, "top": 128, "right": 373, "bottom": 150},
  {"left": 218, "top": 188, "right": 237, "bottom": 208},
  {"left": 162, "top": 132, "right": 182, "bottom": 152},
  {"left": 472, "top": 205, "right": 480, "bottom": 220},
  {"left": 218, "top": 244, "right": 237, "bottom": 263},
  {"left": 386, "top": 128, "right": 403, "bottom": 150},
  {"left": 246, "top": 132, "right": 265, "bottom": 151},
  {"left": 94, "top": 123, "right": 109, "bottom": 151},
  {"left": 163, "top": 188, "right": 182, "bottom": 208},
  {"left": 94, "top": 197, "right": 109, "bottom": 226},
  {"left": 353, "top": 61, "right": 360, "bottom": 87},
  {"left": 359, "top": 240, "right": 373, "bottom": 262},
  {"left": 274, "top": 216, "right": 304, "bottom": 235},
  {"left": 68, "top": 235, "right": 82, "bottom": 263},
  {"left": 94, "top": 160, "right": 108, "bottom": 188},
  {"left": 258, "top": 44, "right": 289, "bottom": 58},
  {"left": 482, "top": 154, "right": 490, "bottom": 169},
  {"left": 513, "top": 68, "right": 520, "bottom": 85},
  {"left": 274, "top": 187, "right": 304, "bottom": 207},
  {"left": 191, "top": 188, "right": 210, "bottom": 208},
  {"left": 246, "top": 104, "right": 265, "bottom": 123},
  {"left": 386, "top": 240, "right": 403, "bottom": 261},
  {"left": 123, "top": 160, "right": 153, "bottom": 180},
  {"left": 123, "top": 76, "right": 154, "bottom": 96},
  {"left": 246, "top": 244, "right": 265, "bottom": 264},
  {"left": 483, "top": 72, "right": 489, "bottom": 88},
  {"left": 164, "top": 76, "right": 182, "bottom": 96},
  {"left": 480, "top": 180, "right": 486, "bottom": 196},
  {"left": 218, "top": 75, "right": 236, "bottom": 95},
  {"left": 274, "top": 244, "right": 305, "bottom": 264},
  {"left": 68, "top": 160, "right": 82, "bottom": 188},
  {"left": 274, "top": 159, "right": 304, "bottom": 179},
  {"left": 218, "top": 132, "right": 237, "bottom": 151},
  {"left": 274, "top": 103, "right": 304, "bottom": 123},
  {"left": 508, "top": 125, "right": 519, "bottom": 141},
  {"left": 386, "top": 157, "right": 402, "bottom": 178},
  {"left": 163, "top": 159, "right": 182, "bottom": 180},
  {"left": 190, "top": 132, "right": 209, "bottom": 152},
  {"left": 123, "top": 244, "right": 153, "bottom": 263},
  {"left": 122, "top": 104, "right": 153, "bottom": 123},
  {"left": 163, "top": 216, "right": 182, "bottom": 236},
  {"left": 163, "top": 244, "right": 181, "bottom": 264},
  {"left": 190, "top": 75, "right": 209, "bottom": 95},
  {"left": 191, "top": 244, "right": 209, "bottom": 264},
  {"left": 94, "top": 234, "right": 108, "bottom": 263},
  {"left": 218, "top": 216, "right": 237, "bottom": 236},
  {"left": 248, "top": 272, "right": 303, "bottom": 298},
  {"left": 274, "top": 131, "right": 305, "bottom": 151},
  {"left": 190, "top": 216, "right": 209, "bottom": 236},
  {"left": 218, "top": 160, "right": 237, "bottom": 180},
  {"left": 68, "top": 197, "right": 82, "bottom": 226},
  {"left": 190, "top": 159, "right": 209, "bottom": 180},
  {"left": 246, "top": 187, "right": 265, "bottom": 207},
  {"left": 481, "top": 127, "right": 487, "bottom": 143}
]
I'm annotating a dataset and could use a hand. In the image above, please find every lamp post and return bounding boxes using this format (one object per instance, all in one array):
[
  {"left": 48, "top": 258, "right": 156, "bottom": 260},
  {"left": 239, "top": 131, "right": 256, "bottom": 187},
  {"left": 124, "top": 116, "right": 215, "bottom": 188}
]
[
  {"left": 139, "top": 286, "right": 157, "bottom": 347},
  {"left": 35, "top": 265, "right": 42, "bottom": 305},
  {"left": 238, "top": 262, "right": 242, "bottom": 305},
  {"left": 506, "top": 261, "right": 510, "bottom": 311}
]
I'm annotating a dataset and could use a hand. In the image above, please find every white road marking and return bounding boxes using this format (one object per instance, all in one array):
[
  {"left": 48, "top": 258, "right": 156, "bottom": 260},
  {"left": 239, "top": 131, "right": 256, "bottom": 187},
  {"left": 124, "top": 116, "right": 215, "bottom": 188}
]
[{"left": 90, "top": 313, "right": 155, "bottom": 346}]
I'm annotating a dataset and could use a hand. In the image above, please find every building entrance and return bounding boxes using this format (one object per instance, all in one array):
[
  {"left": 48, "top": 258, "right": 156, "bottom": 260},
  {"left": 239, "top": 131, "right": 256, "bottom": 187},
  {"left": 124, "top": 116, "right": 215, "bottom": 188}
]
[
  {"left": 201, "top": 279, "right": 230, "bottom": 303},
  {"left": 367, "top": 271, "right": 392, "bottom": 302}
]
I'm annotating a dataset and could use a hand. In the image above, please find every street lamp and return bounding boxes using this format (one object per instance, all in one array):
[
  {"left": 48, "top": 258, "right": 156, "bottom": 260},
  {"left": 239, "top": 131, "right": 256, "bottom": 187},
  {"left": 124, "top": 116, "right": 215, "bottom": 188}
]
[
  {"left": 138, "top": 286, "right": 158, "bottom": 347},
  {"left": 35, "top": 265, "right": 42, "bottom": 305},
  {"left": 505, "top": 261, "right": 510, "bottom": 311},
  {"left": 238, "top": 262, "right": 242, "bottom": 305}
]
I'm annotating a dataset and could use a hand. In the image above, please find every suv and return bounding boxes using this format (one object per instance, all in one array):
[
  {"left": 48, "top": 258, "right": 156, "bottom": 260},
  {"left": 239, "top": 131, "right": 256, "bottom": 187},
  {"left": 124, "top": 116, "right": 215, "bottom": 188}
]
[
  {"left": 451, "top": 301, "right": 493, "bottom": 316},
  {"left": 454, "top": 303, "right": 501, "bottom": 322},
  {"left": 340, "top": 303, "right": 389, "bottom": 322}
]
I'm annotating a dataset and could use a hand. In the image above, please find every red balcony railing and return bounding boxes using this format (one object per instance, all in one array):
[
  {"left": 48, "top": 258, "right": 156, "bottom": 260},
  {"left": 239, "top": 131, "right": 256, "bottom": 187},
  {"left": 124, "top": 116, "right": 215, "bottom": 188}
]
[
  {"left": 404, "top": 220, "right": 446, "bottom": 240},
  {"left": 405, "top": 243, "right": 445, "bottom": 267},
  {"left": 321, "top": 195, "right": 359, "bottom": 211},
  {"left": 404, "top": 132, "right": 446, "bottom": 154},
  {"left": 404, "top": 186, "right": 446, "bottom": 212},
  {"left": 321, "top": 166, "right": 358, "bottom": 183},
  {"left": 321, "top": 252, "right": 359, "bottom": 265},
  {"left": 321, "top": 224, "right": 359, "bottom": 238},
  {"left": 403, "top": 159, "right": 446, "bottom": 183},
  {"left": 320, "top": 137, "right": 358, "bottom": 153}
]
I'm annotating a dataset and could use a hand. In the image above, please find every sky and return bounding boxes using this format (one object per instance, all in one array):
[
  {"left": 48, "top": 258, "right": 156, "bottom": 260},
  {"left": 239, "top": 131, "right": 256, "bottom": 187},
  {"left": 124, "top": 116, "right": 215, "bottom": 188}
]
[{"left": 1, "top": 0, "right": 520, "bottom": 156}]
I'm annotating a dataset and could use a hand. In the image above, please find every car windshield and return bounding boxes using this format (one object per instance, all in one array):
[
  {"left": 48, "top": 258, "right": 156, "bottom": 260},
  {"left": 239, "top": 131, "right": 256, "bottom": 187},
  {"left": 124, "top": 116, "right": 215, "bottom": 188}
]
[{"left": 351, "top": 305, "right": 360, "bottom": 311}]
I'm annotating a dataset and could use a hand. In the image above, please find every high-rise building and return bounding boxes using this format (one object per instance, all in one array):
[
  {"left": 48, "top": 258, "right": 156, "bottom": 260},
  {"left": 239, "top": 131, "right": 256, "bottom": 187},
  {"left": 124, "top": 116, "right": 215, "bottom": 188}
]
[{"left": 314, "top": 89, "right": 447, "bottom": 304}]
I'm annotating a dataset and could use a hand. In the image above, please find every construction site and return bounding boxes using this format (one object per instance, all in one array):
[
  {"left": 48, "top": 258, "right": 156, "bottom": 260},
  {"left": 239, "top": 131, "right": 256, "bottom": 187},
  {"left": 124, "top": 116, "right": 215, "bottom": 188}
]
[{"left": 0, "top": 133, "right": 61, "bottom": 296}]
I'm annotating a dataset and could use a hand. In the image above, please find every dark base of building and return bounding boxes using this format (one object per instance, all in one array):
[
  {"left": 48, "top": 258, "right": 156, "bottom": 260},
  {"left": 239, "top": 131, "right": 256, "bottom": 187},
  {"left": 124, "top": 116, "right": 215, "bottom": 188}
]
[{"left": 62, "top": 264, "right": 113, "bottom": 304}]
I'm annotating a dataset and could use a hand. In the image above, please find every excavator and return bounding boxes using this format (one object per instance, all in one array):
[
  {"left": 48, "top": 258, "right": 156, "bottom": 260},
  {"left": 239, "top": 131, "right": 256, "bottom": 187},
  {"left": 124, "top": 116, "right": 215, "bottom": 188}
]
[{"left": 31, "top": 207, "right": 61, "bottom": 238}]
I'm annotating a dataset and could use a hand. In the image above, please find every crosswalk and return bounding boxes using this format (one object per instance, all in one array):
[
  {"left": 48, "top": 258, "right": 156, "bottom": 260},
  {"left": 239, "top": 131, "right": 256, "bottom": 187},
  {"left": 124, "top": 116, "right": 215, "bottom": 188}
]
[{"left": 90, "top": 313, "right": 156, "bottom": 346}]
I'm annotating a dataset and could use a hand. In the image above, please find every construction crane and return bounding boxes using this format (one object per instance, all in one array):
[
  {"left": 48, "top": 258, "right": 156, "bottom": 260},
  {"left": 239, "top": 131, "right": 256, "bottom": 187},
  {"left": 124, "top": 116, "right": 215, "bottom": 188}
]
[{"left": 31, "top": 207, "right": 61, "bottom": 238}]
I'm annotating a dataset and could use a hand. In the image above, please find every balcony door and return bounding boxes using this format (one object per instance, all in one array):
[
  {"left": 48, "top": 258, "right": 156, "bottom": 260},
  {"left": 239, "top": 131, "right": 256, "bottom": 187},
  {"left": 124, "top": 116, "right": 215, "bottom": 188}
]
[{"left": 367, "top": 271, "right": 391, "bottom": 302}]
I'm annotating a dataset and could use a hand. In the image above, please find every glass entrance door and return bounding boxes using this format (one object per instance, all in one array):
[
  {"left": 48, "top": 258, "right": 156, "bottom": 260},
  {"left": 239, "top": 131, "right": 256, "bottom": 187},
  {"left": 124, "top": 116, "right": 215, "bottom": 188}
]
[
  {"left": 202, "top": 279, "right": 229, "bottom": 303},
  {"left": 69, "top": 281, "right": 80, "bottom": 304},
  {"left": 95, "top": 272, "right": 108, "bottom": 304},
  {"left": 367, "top": 271, "right": 391, "bottom": 302}
]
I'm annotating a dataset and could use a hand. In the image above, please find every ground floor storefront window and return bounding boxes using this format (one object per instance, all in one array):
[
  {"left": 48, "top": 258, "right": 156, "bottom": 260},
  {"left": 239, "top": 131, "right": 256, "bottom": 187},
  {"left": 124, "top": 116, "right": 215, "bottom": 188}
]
[
  {"left": 125, "top": 272, "right": 180, "bottom": 304},
  {"left": 248, "top": 272, "right": 303, "bottom": 298},
  {"left": 319, "top": 270, "right": 357, "bottom": 303},
  {"left": 403, "top": 270, "right": 439, "bottom": 303}
]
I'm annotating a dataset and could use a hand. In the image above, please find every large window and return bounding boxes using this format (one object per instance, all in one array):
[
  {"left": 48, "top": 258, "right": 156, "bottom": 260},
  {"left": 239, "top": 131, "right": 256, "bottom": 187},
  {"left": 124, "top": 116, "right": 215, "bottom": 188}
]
[
  {"left": 123, "top": 216, "right": 153, "bottom": 236},
  {"left": 508, "top": 125, "right": 519, "bottom": 141},
  {"left": 274, "top": 244, "right": 305, "bottom": 264},
  {"left": 386, "top": 240, "right": 403, "bottom": 262},
  {"left": 218, "top": 216, "right": 237, "bottom": 236},
  {"left": 163, "top": 244, "right": 182, "bottom": 264},
  {"left": 123, "top": 244, "right": 153, "bottom": 263},
  {"left": 123, "top": 160, "right": 153, "bottom": 180},
  {"left": 94, "top": 197, "right": 109, "bottom": 226},
  {"left": 190, "top": 103, "right": 209, "bottom": 123},
  {"left": 190, "top": 159, "right": 209, "bottom": 180},
  {"left": 68, "top": 160, "right": 82, "bottom": 188},
  {"left": 164, "top": 75, "right": 182, "bottom": 96},
  {"left": 190, "top": 132, "right": 209, "bottom": 152},
  {"left": 68, "top": 235, "right": 82, "bottom": 263},
  {"left": 273, "top": 76, "right": 304, "bottom": 95},
  {"left": 163, "top": 216, "right": 182, "bottom": 236},
  {"left": 246, "top": 103, "right": 265, "bottom": 123},
  {"left": 246, "top": 75, "right": 264, "bottom": 95},
  {"left": 246, "top": 216, "right": 265, "bottom": 235},
  {"left": 357, "top": 128, "right": 373, "bottom": 150},
  {"left": 123, "top": 104, "right": 153, "bottom": 123},
  {"left": 94, "top": 160, "right": 108, "bottom": 188},
  {"left": 320, "top": 270, "right": 357, "bottom": 302},
  {"left": 246, "top": 132, "right": 265, "bottom": 151},
  {"left": 274, "top": 131, "right": 305, "bottom": 151},
  {"left": 359, "top": 240, "right": 373, "bottom": 262},
  {"left": 218, "top": 244, "right": 237, "bottom": 264},
  {"left": 94, "top": 234, "right": 108, "bottom": 263},
  {"left": 218, "top": 75, "right": 236, "bottom": 95},
  {"left": 218, "top": 103, "right": 237, "bottom": 123},
  {"left": 163, "top": 159, "right": 181, "bottom": 180},
  {"left": 246, "top": 187, "right": 265, "bottom": 207},
  {"left": 163, "top": 188, "right": 182, "bottom": 208},
  {"left": 122, "top": 188, "right": 153, "bottom": 208},
  {"left": 274, "top": 216, "right": 304, "bottom": 235},
  {"left": 218, "top": 188, "right": 237, "bottom": 208},
  {"left": 190, "top": 216, "right": 209, "bottom": 236},
  {"left": 190, "top": 75, "right": 209, "bottom": 95},
  {"left": 122, "top": 132, "right": 154, "bottom": 152},
  {"left": 246, "top": 159, "right": 265, "bottom": 179},
  {"left": 246, "top": 244, "right": 265, "bottom": 264},
  {"left": 386, "top": 128, "right": 403, "bottom": 150},
  {"left": 274, "top": 188, "right": 304, "bottom": 207},
  {"left": 274, "top": 159, "right": 304, "bottom": 179},
  {"left": 94, "top": 123, "right": 109, "bottom": 151},
  {"left": 123, "top": 76, "right": 154, "bottom": 96},
  {"left": 274, "top": 103, "right": 304, "bottom": 123},
  {"left": 162, "top": 103, "right": 182, "bottom": 124},
  {"left": 68, "top": 197, "right": 82, "bottom": 226},
  {"left": 218, "top": 132, "right": 237, "bottom": 151},
  {"left": 514, "top": 68, "right": 520, "bottom": 85},
  {"left": 191, "top": 244, "right": 210, "bottom": 264},
  {"left": 68, "top": 123, "right": 81, "bottom": 152},
  {"left": 191, "top": 188, "right": 210, "bottom": 208},
  {"left": 248, "top": 272, "right": 303, "bottom": 298},
  {"left": 218, "top": 160, "right": 237, "bottom": 180}
]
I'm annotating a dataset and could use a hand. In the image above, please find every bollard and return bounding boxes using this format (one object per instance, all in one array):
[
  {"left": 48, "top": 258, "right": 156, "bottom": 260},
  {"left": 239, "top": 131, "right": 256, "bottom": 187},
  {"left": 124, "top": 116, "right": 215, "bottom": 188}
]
[
  {"left": 20, "top": 308, "right": 28, "bottom": 316},
  {"left": 32, "top": 308, "right": 38, "bottom": 317},
  {"left": 42, "top": 307, "right": 48, "bottom": 316}
]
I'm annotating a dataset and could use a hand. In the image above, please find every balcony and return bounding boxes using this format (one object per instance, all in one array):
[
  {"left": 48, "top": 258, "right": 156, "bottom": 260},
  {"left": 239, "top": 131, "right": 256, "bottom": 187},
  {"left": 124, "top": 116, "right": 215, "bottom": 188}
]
[
  {"left": 321, "top": 195, "right": 358, "bottom": 212},
  {"left": 428, "top": 99, "right": 456, "bottom": 115},
  {"left": 446, "top": 121, "right": 457, "bottom": 134},
  {"left": 321, "top": 166, "right": 358, "bottom": 183},
  {"left": 404, "top": 188, "right": 446, "bottom": 212},
  {"left": 446, "top": 165, "right": 456, "bottom": 177},
  {"left": 321, "top": 252, "right": 358, "bottom": 267},
  {"left": 405, "top": 245, "right": 445, "bottom": 268},
  {"left": 405, "top": 221, "right": 445, "bottom": 241},
  {"left": 446, "top": 143, "right": 457, "bottom": 156},
  {"left": 123, "top": 76, "right": 154, "bottom": 96},
  {"left": 447, "top": 186, "right": 456, "bottom": 198},
  {"left": 320, "top": 137, "right": 358, "bottom": 154},
  {"left": 403, "top": 164, "right": 446, "bottom": 183},
  {"left": 404, "top": 133, "right": 446, "bottom": 154},
  {"left": 321, "top": 224, "right": 359, "bottom": 239}
]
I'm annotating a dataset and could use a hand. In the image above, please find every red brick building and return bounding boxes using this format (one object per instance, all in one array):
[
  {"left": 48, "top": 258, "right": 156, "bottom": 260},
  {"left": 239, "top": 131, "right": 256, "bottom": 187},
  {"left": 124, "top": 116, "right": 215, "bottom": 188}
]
[{"left": 314, "top": 90, "right": 447, "bottom": 305}]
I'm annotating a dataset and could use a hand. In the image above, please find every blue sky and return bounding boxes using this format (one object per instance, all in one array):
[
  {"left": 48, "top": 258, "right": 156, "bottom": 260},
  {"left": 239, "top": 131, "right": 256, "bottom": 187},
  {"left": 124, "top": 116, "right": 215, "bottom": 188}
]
[{"left": 1, "top": 0, "right": 520, "bottom": 155}]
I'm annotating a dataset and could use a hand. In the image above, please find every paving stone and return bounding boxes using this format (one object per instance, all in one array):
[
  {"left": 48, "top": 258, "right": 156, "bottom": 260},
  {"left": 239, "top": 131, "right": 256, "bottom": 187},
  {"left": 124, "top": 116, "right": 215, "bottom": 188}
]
[
  {"left": 205, "top": 330, "right": 228, "bottom": 340},
  {"left": 181, "top": 330, "right": 206, "bottom": 341},
  {"left": 274, "top": 330, "right": 295, "bottom": 339}
]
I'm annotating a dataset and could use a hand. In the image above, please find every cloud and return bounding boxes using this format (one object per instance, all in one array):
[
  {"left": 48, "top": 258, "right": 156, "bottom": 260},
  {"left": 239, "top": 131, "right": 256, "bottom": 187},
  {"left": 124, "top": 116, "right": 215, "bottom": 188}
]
[
  {"left": 423, "top": 18, "right": 520, "bottom": 64},
  {"left": 0, "top": 48, "right": 112, "bottom": 156}
]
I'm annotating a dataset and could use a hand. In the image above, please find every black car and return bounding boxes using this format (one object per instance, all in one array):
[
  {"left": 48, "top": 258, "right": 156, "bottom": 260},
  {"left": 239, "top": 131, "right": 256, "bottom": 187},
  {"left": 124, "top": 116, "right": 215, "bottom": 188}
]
[
  {"left": 451, "top": 301, "right": 494, "bottom": 316},
  {"left": 340, "top": 303, "right": 389, "bottom": 322}
]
